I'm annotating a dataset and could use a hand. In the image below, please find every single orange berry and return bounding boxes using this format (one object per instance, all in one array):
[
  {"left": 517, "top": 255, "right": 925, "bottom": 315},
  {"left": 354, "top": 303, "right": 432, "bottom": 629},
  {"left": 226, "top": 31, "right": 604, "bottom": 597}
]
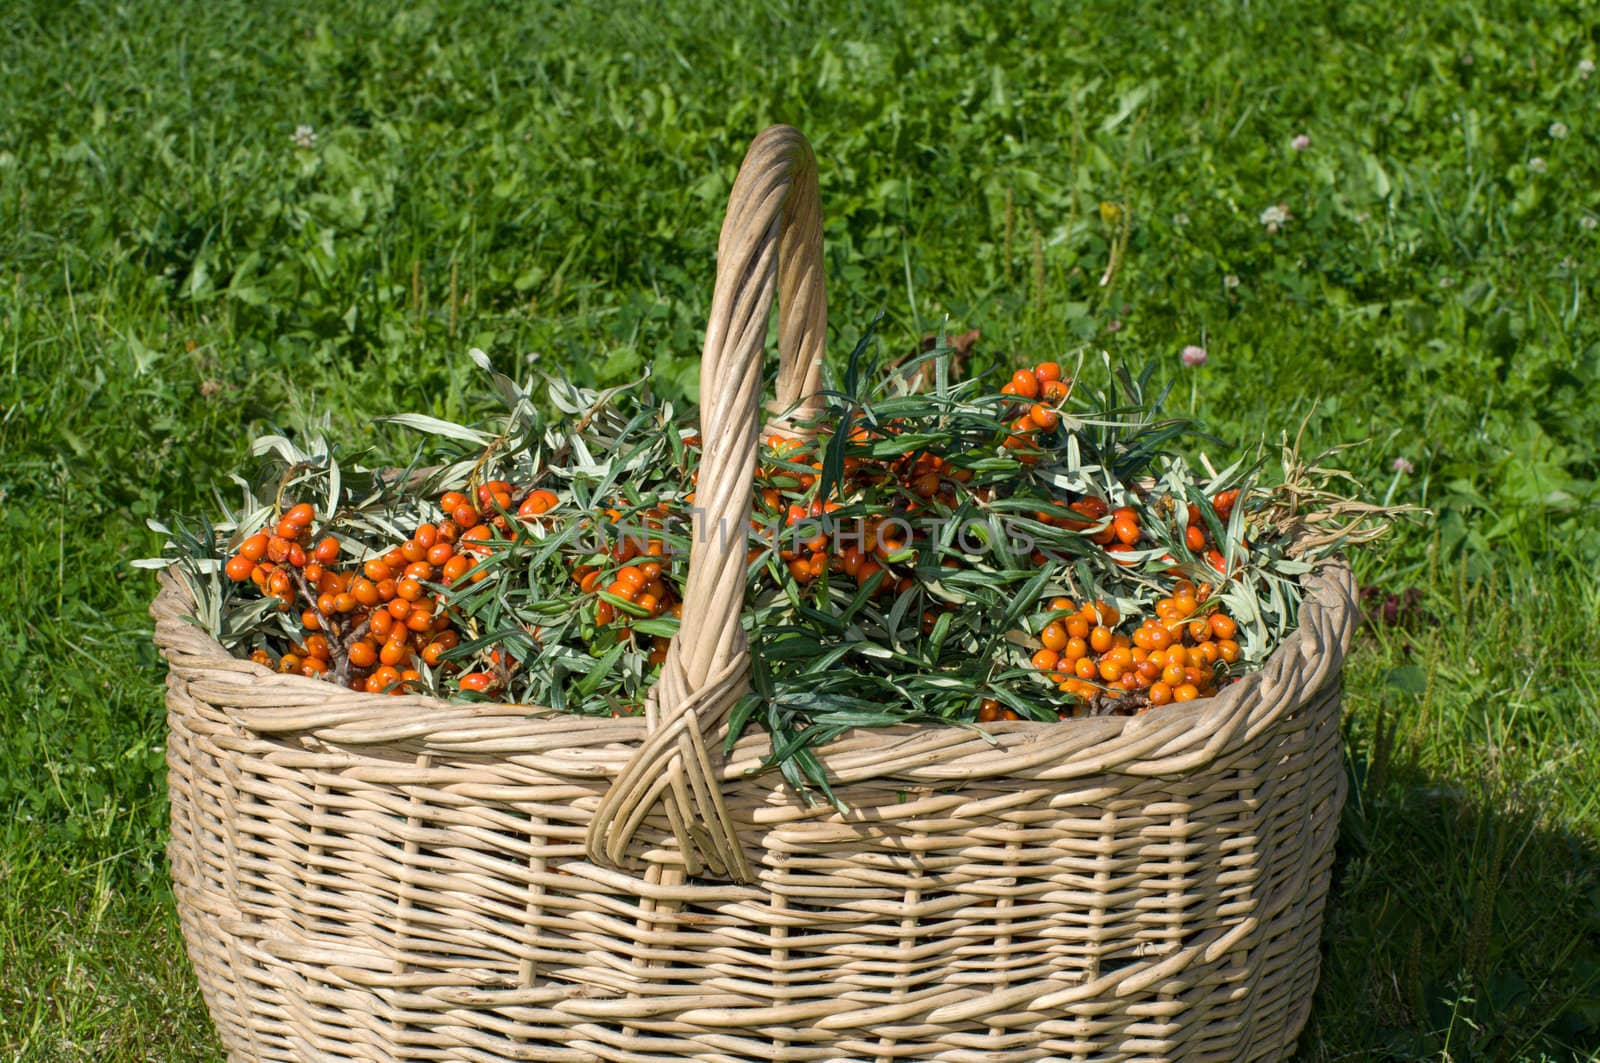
[
  {"left": 225, "top": 555, "right": 256, "bottom": 582},
  {"left": 459, "top": 672, "right": 494, "bottom": 692},
  {"left": 1009, "top": 369, "right": 1041, "bottom": 399},
  {"left": 1040, "top": 622, "right": 1068, "bottom": 652}
]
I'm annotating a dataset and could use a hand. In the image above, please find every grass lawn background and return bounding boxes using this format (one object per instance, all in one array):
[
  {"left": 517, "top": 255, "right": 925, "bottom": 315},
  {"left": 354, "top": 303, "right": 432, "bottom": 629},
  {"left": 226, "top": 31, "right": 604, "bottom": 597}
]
[{"left": 2, "top": 1, "right": 1598, "bottom": 1059}]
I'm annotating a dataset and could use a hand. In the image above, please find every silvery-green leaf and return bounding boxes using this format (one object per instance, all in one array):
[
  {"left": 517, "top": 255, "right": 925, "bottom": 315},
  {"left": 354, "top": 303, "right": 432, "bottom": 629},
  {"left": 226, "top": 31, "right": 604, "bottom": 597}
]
[{"left": 377, "top": 413, "right": 495, "bottom": 446}]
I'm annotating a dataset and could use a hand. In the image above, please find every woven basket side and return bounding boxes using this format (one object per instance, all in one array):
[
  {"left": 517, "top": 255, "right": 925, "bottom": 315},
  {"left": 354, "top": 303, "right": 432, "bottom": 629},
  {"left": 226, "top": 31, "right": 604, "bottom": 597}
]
[{"left": 159, "top": 595, "right": 1348, "bottom": 1060}]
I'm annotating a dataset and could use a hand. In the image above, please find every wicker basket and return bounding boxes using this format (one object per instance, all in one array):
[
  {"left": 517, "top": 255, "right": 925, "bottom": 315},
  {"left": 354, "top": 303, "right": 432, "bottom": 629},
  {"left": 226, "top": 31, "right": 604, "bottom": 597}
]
[{"left": 154, "top": 126, "right": 1358, "bottom": 1062}]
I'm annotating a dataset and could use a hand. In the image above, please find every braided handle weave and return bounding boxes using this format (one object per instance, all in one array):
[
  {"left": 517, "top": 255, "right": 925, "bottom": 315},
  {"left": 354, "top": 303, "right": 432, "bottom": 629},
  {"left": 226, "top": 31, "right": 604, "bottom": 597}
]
[{"left": 586, "top": 126, "right": 827, "bottom": 883}]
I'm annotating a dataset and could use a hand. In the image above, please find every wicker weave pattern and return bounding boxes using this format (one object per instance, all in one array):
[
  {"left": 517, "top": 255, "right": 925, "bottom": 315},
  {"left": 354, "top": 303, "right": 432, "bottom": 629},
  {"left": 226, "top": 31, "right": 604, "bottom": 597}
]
[
  {"left": 156, "top": 125, "right": 1358, "bottom": 1061},
  {"left": 157, "top": 558, "right": 1352, "bottom": 1062}
]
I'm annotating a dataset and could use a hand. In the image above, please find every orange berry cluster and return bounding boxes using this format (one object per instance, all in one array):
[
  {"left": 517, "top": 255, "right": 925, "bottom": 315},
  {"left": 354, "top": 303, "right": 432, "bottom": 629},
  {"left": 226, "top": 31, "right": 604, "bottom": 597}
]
[
  {"left": 225, "top": 481, "right": 565, "bottom": 695},
  {"left": 1180, "top": 492, "right": 1241, "bottom": 575},
  {"left": 569, "top": 502, "right": 684, "bottom": 672},
  {"left": 1000, "top": 361, "right": 1070, "bottom": 462},
  {"left": 1026, "top": 581, "right": 1241, "bottom": 711},
  {"left": 750, "top": 440, "right": 956, "bottom": 597}
]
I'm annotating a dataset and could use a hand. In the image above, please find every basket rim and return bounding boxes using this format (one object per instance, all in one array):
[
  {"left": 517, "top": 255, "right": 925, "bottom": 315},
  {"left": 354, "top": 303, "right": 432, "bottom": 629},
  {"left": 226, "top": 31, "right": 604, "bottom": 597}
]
[{"left": 152, "top": 556, "right": 1355, "bottom": 785}]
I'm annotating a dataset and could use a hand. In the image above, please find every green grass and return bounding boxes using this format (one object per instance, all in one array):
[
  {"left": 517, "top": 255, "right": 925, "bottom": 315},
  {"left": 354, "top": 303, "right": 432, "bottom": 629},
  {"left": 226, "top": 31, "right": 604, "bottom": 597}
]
[{"left": 3, "top": 0, "right": 1598, "bottom": 1058}]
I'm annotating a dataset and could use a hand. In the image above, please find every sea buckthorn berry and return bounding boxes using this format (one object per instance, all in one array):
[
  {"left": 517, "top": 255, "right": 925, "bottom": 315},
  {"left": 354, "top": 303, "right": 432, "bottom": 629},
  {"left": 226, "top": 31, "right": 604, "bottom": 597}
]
[
  {"left": 312, "top": 537, "right": 340, "bottom": 564},
  {"left": 1075, "top": 656, "right": 1099, "bottom": 680},
  {"left": 369, "top": 610, "right": 394, "bottom": 638},
  {"left": 451, "top": 504, "right": 480, "bottom": 528},
  {"left": 1148, "top": 682, "right": 1174, "bottom": 706},
  {"left": 1089, "top": 626, "right": 1113, "bottom": 653},
  {"left": 1195, "top": 641, "right": 1220, "bottom": 664},
  {"left": 1209, "top": 614, "right": 1237, "bottom": 640},
  {"left": 1040, "top": 622, "right": 1068, "bottom": 652},
  {"left": 460, "top": 525, "right": 493, "bottom": 554},
  {"left": 440, "top": 491, "right": 468, "bottom": 513},
  {"left": 225, "top": 555, "right": 256, "bottom": 582},
  {"left": 1035, "top": 361, "right": 1062, "bottom": 383},
  {"left": 404, "top": 561, "right": 434, "bottom": 582},
  {"left": 1188, "top": 619, "right": 1212, "bottom": 642},
  {"left": 1185, "top": 524, "right": 1206, "bottom": 551},
  {"left": 267, "top": 569, "right": 292, "bottom": 596},
  {"left": 387, "top": 598, "right": 412, "bottom": 620},
  {"left": 1009, "top": 369, "right": 1041, "bottom": 399},
  {"left": 1032, "top": 649, "right": 1060, "bottom": 671},
  {"left": 436, "top": 519, "right": 461, "bottom": 543},
  {"left": 300, "top": 609, "right": 321, "bottom": 631},
  {"left": 304, "top": 634, "right": 331, "bottom": 660},
  {"left": 397, "top": 578, "right": 423, "bottom": 602},
  {"left": 278, "top": 654, "right": 302, "bottom": 673},
  {"left": 1099, "top": 659, "right": 1124, "bottom": 682},
  {"left": 596, "top": 600, "right": 615, "bottom": 625},
  {"left": 1027, "top": 403, "right": 1059, "bottom": 430},
  {"left": 1049, "top": 596, "right": 1076, "bottom": 613},
  {"left": 352, "top": 578, "right": 380, "bottom": 607},
  {"left": 275, "top": 518, "right": 302, "bottom": 541},
  {"left": 1174, "top": 683, "right": 1201, "bottom": 703},
  {"left": 442, "top": 556, "right": 472, "bottom": 584},
  {"left": 285, "top": 503, "right": 316, "bottom": 527},
  {"left": 414, "top": 523, "right": 438, "bottom": 549},
  {"left": 239, "top": 533, "right": 270, "bottom": 562},
  {"left": 1112, "top": 509, "right": 1140, "bottom": 546},
  {"left": 427, "top": 542, "right": 454, "bottom": 567},
  {"left": 266, "top": 536, "right": 291, "bottom": 563},
  {"left": 1162, "top": 662, "right": 1185, "bottom": 686},
  {"left": 379, "top": 640, "right": 410, "bottom": 667},
  {"left": 348, "top": 641, "right": 377, "bottom": 668},
  {"left": 402, "top": 539, "right": 426, "bottom": 563},
  {"left": 459, "top": 672, "right": 494, "bottom": 692},
  {"left": 1066, "top": 616, "right": 1091, "bottom": 640},
  {"left": 1217, "top": 639, "right": 1241, "bottom": 663},
  {"left": 977, "top": 699, "right": 1002, "bottom": 723},
  {"left": 1065, "top": 636, "right": 1088, "bottom": 660},
  {"left": 332, "top": 592, "right": 356, "bottom": 613}
]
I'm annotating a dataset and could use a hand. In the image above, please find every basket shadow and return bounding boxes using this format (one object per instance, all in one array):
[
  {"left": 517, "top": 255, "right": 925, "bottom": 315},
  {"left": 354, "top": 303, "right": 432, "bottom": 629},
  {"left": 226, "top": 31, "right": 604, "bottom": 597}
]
[{"left": 1300, "top": 729, "right": 1600, "bottom": 1061}]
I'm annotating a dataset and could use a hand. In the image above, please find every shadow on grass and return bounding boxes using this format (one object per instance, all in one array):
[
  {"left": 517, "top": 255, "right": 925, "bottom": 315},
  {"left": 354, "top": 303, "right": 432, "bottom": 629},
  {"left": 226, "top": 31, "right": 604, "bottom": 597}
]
[{"left": 1301, "top": 709, "right": 1600, "bottom": 1061}]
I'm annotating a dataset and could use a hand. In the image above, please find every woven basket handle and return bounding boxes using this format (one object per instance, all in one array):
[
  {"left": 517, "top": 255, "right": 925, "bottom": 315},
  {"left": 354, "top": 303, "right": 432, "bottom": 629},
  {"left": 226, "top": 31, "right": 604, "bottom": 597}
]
[{"left": 586, "top": 126, "right": 827, "bottom": 883}]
